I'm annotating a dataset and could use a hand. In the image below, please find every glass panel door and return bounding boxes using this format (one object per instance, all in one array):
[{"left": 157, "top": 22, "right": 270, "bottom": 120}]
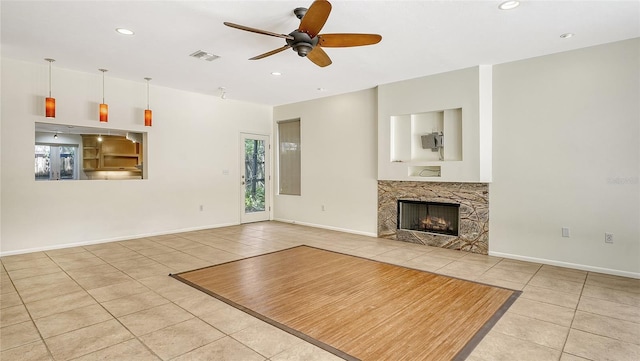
[
  {"left": 241, "top": 133, "right": 270, "bottom": 223},
  {"left": 35, "top": 145, "right": 52, "bottom": 180},
  {"left": 59, "top": 146, "right": 76, "bottom": 179},
  {"left": 35, "top": 144, "right": 78, "bottom": 180}
]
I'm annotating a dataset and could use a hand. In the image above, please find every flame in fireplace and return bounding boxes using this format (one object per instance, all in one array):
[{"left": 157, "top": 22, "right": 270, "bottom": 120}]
[{"left": 421, "top": 215, "right": 452, "bottom": 232}]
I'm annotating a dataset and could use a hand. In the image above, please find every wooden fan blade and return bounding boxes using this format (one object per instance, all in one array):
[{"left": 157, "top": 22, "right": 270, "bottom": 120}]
[
  {"left": 319, "top": 33, "right": 382, "bottom": 47},
  {"left": 249, "top": 45, "right": 292, "bottom": 60},
  {"left": 299, "top": 0, "right": 332, "bottom": 38},
  {"left": 307, "top": 46, "right": 332, "bottom": 67},
  {"left": 224, "top": 22, "right": 294, "bottom": 40}
]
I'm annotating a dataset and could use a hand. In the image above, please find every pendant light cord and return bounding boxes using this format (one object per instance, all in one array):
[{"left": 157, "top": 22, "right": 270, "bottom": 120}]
[
  {"left": 144, "top": 77, "right": 152, "bottom": 110},
  {"left": 45, "top": 58, "right": 55, "bottom": 97},
  {"left": 48, "top": 61, "right": 52, "bottom": 97},
  {"left": 98, "top": 69, "right": 108, "bottom": 103}
]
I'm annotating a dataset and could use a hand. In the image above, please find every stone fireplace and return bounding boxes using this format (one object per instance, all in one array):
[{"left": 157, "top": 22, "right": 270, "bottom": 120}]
[{"left": 378, "top": 181, "right": 489, "bottom": 254}]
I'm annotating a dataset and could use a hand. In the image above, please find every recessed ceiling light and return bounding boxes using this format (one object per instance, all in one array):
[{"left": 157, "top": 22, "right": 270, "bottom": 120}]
[
  {"left": 498, "top": 1, "right": 520, "bottom": 10},
  {"left": 560, "top": 33, "right": 574, "bottom": 39},
  {"left": 271, "top": 72, "right": 282, "bottom": 76},
  {"left": 115, "top": 28, "right": 135, "bottom": 35}
]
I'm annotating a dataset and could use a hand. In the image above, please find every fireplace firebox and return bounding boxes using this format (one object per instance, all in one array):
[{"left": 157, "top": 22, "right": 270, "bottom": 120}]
[{"left": 397, "top": 200, "right": 460, "bottom": 236}]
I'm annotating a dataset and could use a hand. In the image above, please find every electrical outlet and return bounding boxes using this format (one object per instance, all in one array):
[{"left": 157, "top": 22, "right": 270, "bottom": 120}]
[
  {"left": 321, "top": 205, "right": 325, "bottom": 211},
  {"left": 562, "top": 227, "right": 570, "bottom": 237},
  {"left": 199, "top": 205, "right": 203, "bottom": 212},
  {"left": 605, "top": 233, "right": 614, "bottom": 244}
]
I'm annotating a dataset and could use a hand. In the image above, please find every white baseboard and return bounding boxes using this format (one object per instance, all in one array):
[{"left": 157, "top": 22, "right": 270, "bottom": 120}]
[
  {"left": 5, "top": 221, "right": 636, "bottom": 280},
  {"left": 489, "top": 251, "right": 640, "bottom": 279},
  {"left": 272, "top": 218, "right": 378, "bottom": 238},
  {"left": 0, "top": 222, "right": 239, "bottom": 257}
]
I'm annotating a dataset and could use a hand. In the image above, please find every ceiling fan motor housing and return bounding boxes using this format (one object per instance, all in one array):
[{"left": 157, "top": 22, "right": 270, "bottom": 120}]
[{"left": 287, "top": 30, "right": 319, "bottom": 57}]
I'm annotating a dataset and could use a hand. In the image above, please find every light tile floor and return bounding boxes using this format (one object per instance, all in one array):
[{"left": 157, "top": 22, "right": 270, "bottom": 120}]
[{"left": 1, "top": 221, "right": 639, "bottom": 360}]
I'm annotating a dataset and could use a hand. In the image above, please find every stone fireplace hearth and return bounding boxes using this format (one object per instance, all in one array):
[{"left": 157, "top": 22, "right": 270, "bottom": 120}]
[{"left": 378, "top": 181, "right": 489, "bottom": 254}]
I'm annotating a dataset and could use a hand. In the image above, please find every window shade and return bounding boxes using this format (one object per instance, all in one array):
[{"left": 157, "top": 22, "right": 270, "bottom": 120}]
[{"left": 278, "top": 119, "right": 301, "bottom": 195}]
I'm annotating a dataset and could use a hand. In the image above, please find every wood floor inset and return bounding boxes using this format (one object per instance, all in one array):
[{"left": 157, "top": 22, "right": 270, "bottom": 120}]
[{"left": 172, "top": 246, "right": 519, "bottom": 361}]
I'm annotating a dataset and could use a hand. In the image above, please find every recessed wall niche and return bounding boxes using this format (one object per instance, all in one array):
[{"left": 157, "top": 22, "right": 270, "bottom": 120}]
[
  {"left": 390, "top": 108, "right": 462, "bottom": 163},
  {"left": 35, "top": 122, "right": 146, "bottom": 180},
  {"left": 378, "top": 65, "right": 493, "bottom": 183}
]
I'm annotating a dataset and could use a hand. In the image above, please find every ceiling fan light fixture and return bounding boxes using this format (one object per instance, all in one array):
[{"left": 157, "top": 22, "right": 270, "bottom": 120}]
[
  {"left": 499, "top": 1, "right": 520, "bottom": 10},
  {"left": 293, "top": 43, "right": 313, "bottom": 57}
]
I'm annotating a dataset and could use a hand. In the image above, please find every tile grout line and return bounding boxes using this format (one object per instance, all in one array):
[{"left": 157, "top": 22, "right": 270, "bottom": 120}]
[
  {"left": 1, "top": 253, "right": 59, "bottom": 360},
  {"left": 102, "top": 233, "right": 286, "bottom": 360},
  {"left": 562, "top": 271, "right": 640, "bottom": 352},
  {"left": 84, "top": 240, "right": 233, "bottom": 360},
  {"left": 65, "top": 247, "right": 167, "bottom": 361},
  {"left": 29, "top": 247, "right": 164, "bottom": 360},
  {"left": 557, "top": 267, "right": 586, "bottom": 360},
  {"left": 3, "top": 223, "right": 639, "bottom": 360}
]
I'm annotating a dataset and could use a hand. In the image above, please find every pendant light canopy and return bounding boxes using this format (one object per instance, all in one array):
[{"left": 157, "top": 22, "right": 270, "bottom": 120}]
[
  {"left": 99, "top": 69, "right": 108, "bottom": 122},
  {"left": 45, "top": 58, "right": 56, "bottom": 118},
  {"left": 144, "top": 77, "right": 152, "bottom": 127}
]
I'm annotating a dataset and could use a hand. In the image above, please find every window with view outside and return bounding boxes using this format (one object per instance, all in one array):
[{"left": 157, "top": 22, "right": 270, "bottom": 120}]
[{"left": 245, "top": 139, "right": 266, "bottom": 213}]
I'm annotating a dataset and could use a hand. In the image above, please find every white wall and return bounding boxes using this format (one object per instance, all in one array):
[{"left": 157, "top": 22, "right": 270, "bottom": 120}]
[
  {"left": 490, "top": 38, "right": 640, "bottom": 276},
  {"left": 272, "top": 39, "right": 639, "bottom": 277},
  {"left": 3, "top": 39, "right": 638, "bottom": 277},
  {"left": 272, "top": 89, "right": 378, "bottom": 236},
  {"left": 1, "top": 58, "right": 272, "bottom": 254}
]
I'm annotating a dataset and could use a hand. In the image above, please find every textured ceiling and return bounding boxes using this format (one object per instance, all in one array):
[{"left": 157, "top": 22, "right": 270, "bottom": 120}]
[{"left": 2, "top": 1, "right": 639, "bottom": 106}]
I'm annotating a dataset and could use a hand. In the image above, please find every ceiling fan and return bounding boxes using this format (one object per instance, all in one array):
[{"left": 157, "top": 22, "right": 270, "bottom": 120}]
[{"left": 224, "top": 0, "right": 382, "bottom": 67}]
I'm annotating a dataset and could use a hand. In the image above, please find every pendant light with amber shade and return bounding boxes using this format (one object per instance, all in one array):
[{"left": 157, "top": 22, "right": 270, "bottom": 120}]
[
  {"left": 144, "top": 77, "right": 152, "bottom": 126},
  {"left": 98, "top": 69, "right": 108, "bottom": 122},
  {"left": 45, "top": 58, "right": 56, "bottom": 117}
]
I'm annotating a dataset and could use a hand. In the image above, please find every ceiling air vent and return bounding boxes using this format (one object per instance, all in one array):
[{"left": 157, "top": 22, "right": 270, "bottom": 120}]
[{"left": 189, "top": 50, "right": 220, "bottom": 62}]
